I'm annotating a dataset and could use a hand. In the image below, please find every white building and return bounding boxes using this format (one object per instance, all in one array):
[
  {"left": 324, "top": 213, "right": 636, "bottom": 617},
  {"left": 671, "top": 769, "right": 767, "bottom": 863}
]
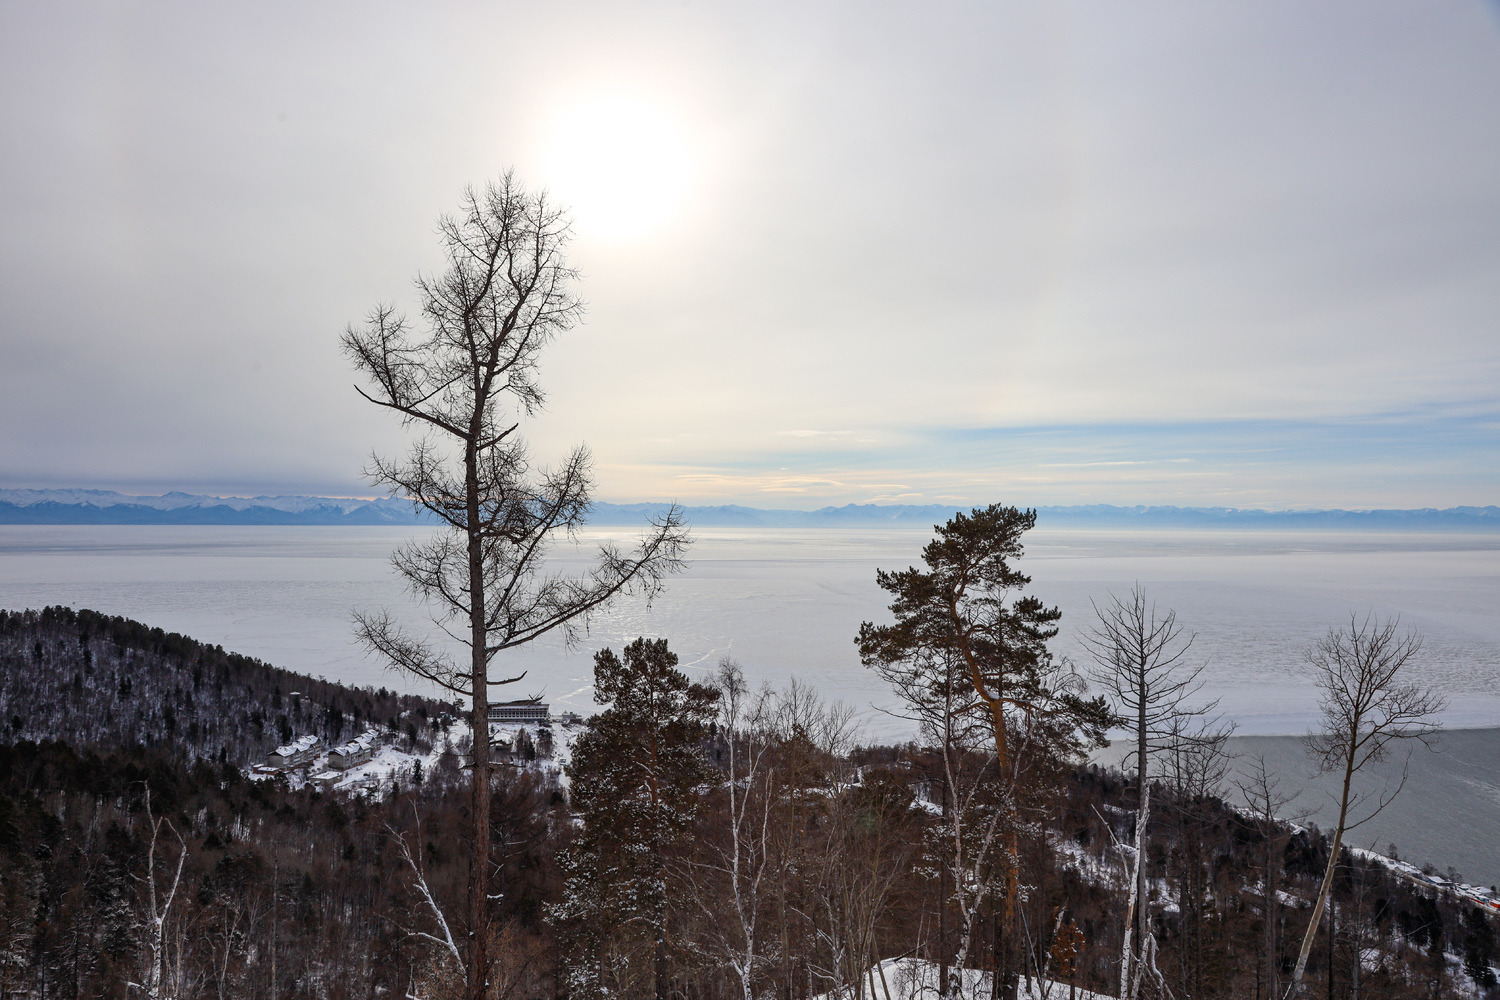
[{"left": 488, "top": 700, "right": 549, "bottom": 725}]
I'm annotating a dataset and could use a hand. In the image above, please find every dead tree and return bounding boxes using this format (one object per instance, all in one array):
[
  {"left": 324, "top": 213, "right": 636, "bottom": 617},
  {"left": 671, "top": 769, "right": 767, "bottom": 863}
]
[
  {"left": 343, "top": 171, "right": 690, "bottom": 1000},
  {"left": 1161, "top": 717, "right": 1233, "bottom": 999},
  {"left": 1283, "top": 615, "right": 1443, "bottom": 998},
  {"left": 127, "top": 786, "right": 189, "bottom": 1000},
  {"left": 1082, "top": 585, "right": 1228, "bottom": 1000},
  {"left": 1234, "top": 756, "right": 1303, "bottom": 1000}
]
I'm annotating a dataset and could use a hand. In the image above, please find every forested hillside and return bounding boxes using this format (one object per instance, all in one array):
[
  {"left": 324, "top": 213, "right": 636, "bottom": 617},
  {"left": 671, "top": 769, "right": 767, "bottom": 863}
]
[
  {"left": 0, "top": 606, "right": 456, "bottom": 767},
  {"left": 0, "top": 612, "right": 1495, "bottom": 1000}
]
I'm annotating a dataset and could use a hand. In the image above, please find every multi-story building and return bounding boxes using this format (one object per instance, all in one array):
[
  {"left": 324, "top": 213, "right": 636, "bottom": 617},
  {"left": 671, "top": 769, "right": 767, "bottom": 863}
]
[
  {"left": 488, "top": 699, "right": 549, "bottom": 726},
  {"left": 266, "top": 734, "right": 321, "bottom": 770},
  {"left": 328, "top": 728, "right": 382, "bottom": 770}
]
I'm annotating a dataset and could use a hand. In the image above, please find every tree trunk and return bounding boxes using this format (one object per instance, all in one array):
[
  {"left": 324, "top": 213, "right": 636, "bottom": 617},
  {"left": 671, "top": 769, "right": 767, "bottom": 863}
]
[
  {"left": 1287, "top": 758, "right": 1354, "bottom": 998},
  {"left": 1349, "top": 919, "right": 1360, "bottom": 1000},
  {"left": 1266, "top": 825, "right": 1280, "bottom": 1000},
  {"left": 1326, "top": 903, "right": 1335, "bottom": 1000},
  {"left": 940, "top": 768, "right": 951, "bottom": 1000},
  {"left": 940, "top": 691, "right": 952, "bottom": 1000},
  {"left": 467, "top": 443, "right": 491, "bottom": 1000},
  {"left": 1135, "top": 672, "right": 1149, "bottom": 989}
]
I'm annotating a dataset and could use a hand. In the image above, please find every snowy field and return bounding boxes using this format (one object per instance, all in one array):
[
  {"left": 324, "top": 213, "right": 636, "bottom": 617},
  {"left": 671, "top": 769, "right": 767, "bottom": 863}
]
[{"left": 1, "top": 524, "right": 1499, "bottom": 740}]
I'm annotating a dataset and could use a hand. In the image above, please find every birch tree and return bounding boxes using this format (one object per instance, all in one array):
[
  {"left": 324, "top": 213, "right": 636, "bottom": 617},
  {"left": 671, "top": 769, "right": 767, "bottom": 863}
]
[
  {"left": 1233, "top": 756, "right": 1302, "bottom": 1000},
  {"left": 127, "top": 787, "right": 189, "bottom": 1000},
  {"left": 694, "top": 660, "right": 775, "bottom": 1000},
  {"left": 343, "top": 172, "right": 689, "bottom": 1000},
  {"left": 1283, "top": 615, "right": 1443, "bottom": 999},
  {"left": 868, "top": 645, "right": 1008, "bottom": 997}
]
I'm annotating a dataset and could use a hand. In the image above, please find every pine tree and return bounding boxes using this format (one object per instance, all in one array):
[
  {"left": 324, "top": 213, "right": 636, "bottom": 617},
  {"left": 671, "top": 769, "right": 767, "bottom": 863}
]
[
  {"left": 1465, "top": 907, "right": 1498, "bottom": 989},
  {"left": 554, "top": 639, "right": 718, "bottom": 1000},
  {"left": 856, "top": 505, "right": 1109, "bottom": 1000}
]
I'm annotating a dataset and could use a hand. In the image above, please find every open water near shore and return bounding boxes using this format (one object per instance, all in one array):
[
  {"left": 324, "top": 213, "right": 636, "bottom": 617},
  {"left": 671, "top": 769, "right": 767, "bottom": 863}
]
[{"left": 4, "top": 524, "right": 1497, "bottom": 881}]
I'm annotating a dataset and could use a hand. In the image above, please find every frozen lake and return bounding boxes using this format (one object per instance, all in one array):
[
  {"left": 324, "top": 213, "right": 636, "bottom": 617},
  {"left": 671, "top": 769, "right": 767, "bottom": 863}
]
[{"left": 2, "top": 524, "right": 1499, "bottom": 740}]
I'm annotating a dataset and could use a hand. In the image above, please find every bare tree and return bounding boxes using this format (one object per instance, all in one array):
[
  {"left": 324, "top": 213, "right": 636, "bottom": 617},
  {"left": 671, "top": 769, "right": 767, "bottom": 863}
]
[
  {"left": 1160, "top": 717, "right": 1234, "bottom": 1000},
  {"left": 873, "top": 647, "right": 1006, "bottom": 999},
  {"left": 695, "top": 668, "right": 868, "bottom": 1000},
  {"left": 1233, "top": 756, "right": 1303, "bottom": 1000},
  {"left": 127, "top": 787, "right": 189, "bottom": 1000},
  {"left": 691, "top": 660, "right": 775, "bottom": 1000},
  {"left": 343, "top": 171, "right": 690, "bottom": 1000},
  {"left": 1082, "top": 585, "right": 1228, "bottom": 1000},
  {"left": 1283, "top": 615, "right": 1444, "bottom": 998}
]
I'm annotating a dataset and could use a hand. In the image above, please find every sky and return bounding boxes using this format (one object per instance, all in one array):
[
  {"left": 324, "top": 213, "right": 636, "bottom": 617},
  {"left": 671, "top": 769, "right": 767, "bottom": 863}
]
[{"left": 1, "top": 1, "right": 1498, "bottom": 510}]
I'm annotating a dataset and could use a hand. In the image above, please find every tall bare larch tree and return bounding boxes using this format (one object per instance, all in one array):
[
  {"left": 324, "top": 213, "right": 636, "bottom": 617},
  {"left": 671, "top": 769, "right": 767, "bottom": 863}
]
[{"left": 343, "top": 172, "right": 689, "bottom": 1000}]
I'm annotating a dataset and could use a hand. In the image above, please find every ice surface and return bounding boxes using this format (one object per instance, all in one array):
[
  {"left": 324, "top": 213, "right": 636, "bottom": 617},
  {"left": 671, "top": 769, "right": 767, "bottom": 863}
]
[{"left": 1, "top": 525, "right": 1498, "bottom": 742}]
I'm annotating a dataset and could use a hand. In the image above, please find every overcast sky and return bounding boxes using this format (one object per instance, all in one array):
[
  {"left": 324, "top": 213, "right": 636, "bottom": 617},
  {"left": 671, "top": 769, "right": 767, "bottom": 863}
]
[{"left": 2, "top": 1, "right": 1497, "bottom": 509}]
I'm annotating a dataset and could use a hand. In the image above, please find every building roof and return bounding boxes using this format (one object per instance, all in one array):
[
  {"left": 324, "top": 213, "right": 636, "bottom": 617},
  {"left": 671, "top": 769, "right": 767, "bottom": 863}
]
[
  {"left": 331, "top": 728, "right": 382, "bottom": 756},
  {"left": 272, "top": 734, "right": 321, "bottom": 757}
]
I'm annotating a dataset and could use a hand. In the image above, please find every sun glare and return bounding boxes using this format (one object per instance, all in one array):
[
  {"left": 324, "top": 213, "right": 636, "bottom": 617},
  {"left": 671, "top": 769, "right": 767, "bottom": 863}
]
[{"left": 546, "top": 97, "right": 691, "bottom": 241}]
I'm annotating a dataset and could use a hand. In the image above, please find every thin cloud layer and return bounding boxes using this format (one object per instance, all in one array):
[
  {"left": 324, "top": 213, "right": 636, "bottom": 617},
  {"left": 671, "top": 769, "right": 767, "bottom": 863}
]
[{"left": 1, "top": 1, "right": 1496, "bottom": 506}]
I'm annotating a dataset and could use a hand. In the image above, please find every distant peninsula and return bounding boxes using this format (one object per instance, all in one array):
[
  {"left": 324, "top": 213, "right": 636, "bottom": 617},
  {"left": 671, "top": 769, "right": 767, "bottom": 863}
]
[{"left": 1, "top": 488, "right": 1498, "bottom": 530}]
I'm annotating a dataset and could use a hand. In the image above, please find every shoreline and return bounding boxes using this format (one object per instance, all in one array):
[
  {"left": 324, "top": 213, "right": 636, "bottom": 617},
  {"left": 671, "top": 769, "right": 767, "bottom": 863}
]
[{"left": 1093, "top": 726, "right": 1500, "bottom": 890}]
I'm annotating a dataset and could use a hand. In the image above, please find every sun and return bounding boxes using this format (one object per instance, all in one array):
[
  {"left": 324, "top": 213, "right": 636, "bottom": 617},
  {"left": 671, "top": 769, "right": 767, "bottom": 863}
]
[{"left": 546, "top": 97, "right": 691, "bottom": 242}]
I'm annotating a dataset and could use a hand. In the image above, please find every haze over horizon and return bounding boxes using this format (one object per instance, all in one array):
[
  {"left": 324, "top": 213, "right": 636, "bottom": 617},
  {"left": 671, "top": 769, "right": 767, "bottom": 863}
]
[
  {"left": 3, "top": 487, "right": 1500, "bottom": 518},
  {"left": 3, "top": 2, "right": 1498, "bottom": 510}
]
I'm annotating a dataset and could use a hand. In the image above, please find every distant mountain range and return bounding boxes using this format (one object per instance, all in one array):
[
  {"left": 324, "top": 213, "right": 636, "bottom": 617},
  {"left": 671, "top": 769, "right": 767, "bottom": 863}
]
[
  {"left": 1, "top": 489, "right": 1498, "bottom": 530},
  {"left": 0, "top": 489, "right": 419, "bottom": 525}
]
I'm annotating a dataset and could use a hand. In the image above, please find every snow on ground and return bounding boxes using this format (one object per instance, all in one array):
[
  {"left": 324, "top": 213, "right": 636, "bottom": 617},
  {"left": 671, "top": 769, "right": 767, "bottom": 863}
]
[
  {"left": 1050, "top": 838, "right": 1117, "bottom": 889},
  {"left": 255, "top": 714, "right": 594, "bottom": 796},
  {"left": 1243, "top": 881, "right": 1305, "bottom": 909},
  {"left": 815, "top": 958, "right": 1112, "bottom": 1000}
]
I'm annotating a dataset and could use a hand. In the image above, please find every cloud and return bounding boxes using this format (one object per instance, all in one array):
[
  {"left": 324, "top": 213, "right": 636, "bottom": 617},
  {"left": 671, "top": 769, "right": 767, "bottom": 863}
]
[
  {"left": 0, "top": 1, "right": 1496, "bottom": 506},
  {"left": 597, "top": 412, "right": 1500, "bottom": 509}
]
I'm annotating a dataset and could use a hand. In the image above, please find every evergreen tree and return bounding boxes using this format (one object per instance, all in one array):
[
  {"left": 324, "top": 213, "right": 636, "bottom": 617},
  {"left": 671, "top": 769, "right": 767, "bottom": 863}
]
[
  {"left": 856, "top": 505, "right": 1109, "bottom": 1000},
  {"left": 1465, "top": 907, "right": 1498, "bottom": 989},
  {"left": 555, "top": 639, "right": 718, "bottom": 1000}
]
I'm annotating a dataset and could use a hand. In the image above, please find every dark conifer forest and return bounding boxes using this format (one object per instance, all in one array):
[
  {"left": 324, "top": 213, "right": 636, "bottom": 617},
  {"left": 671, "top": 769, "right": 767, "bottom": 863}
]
[{"left": 0, "top": 606, "right": 1495, "bottom": 1000}]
